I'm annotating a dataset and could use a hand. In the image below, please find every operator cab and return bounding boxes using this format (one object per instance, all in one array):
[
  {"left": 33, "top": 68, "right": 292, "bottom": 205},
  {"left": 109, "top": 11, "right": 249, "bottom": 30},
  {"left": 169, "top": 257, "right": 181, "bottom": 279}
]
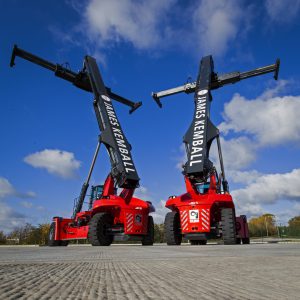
[
  {"left": 196, "top": 182, "right": 210, "bottom": 194},
  {"left": 91, "top": 185, "right": 104, "bottom": 201}
]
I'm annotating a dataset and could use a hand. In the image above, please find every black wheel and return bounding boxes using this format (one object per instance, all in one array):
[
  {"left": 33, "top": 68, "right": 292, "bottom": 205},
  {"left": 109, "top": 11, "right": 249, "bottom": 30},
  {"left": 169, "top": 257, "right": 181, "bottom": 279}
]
[
  {"left": 199, "top": 240, "right": 207, "bottom": 245},
  {"left": 48, "top": 222, "right": 60, "bottom": 246},
  {"left": 60, "top": 240, "right": 69, "bottom": 246},
  {"left": 221, "top": 208, "right": 236, "bottom": 245},
  {"left": 88, "top": 213, "right": 113, "bottom": 246},
  {"left": 164, "top": 211, "right": 182, "bottom": 245},
  {"left": 190, "top": 240, "right": 198, "bottom": 245},
  {"left": 236, "top": 238, "right": 241, "bottom": 244},
  {"left": 242, "top": 237, "right": 250, "bottom": 244},
  {"left": 142, "top": 216, "right": 154, "bottom": 246}
]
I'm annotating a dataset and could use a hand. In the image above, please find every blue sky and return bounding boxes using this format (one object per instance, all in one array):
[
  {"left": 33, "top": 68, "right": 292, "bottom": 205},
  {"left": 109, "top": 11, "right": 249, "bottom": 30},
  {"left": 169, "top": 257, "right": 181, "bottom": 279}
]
[{"left": 1, "top": 0, "right": 300, "bottom": 232}]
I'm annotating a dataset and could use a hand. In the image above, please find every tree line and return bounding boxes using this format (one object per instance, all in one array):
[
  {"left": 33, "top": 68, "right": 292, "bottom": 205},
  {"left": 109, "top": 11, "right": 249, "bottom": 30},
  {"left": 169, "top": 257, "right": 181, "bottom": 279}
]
[
  {"left": 248, "top": 214, "right": 300, "bottom": 238},
  {"left": 1, "top": 214, "right": 300, "bottom": 245}
]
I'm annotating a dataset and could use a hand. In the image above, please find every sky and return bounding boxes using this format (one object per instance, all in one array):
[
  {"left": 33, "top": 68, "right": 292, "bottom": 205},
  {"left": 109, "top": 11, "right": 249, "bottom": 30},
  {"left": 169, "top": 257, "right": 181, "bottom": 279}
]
[{"left": 1, "top": 0, "right": 300, "bottom": 232}]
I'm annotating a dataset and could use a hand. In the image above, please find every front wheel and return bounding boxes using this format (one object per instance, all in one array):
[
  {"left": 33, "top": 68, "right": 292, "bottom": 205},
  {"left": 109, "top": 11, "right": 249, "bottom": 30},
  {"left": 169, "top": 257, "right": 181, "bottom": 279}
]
[
  {"left": 142, "top": 216, "right": 154, "bottom": 246},
  {"left": 88, "top": 213, "right": 113, "bottom": 246},
  {"left": 164, "top": 211, "right": 182, "bottom": 245},
  {"left": 221, "top": 208, "right": 236, "bottom": 245}
]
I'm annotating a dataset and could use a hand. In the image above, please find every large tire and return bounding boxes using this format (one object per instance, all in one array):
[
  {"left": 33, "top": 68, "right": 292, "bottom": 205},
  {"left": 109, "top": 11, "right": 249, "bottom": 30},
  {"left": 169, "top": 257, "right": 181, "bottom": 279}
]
[
  {"left": 142, "top": 216, "right": 154, "bottom": 246},
  {"left": 199, "top": 240, "right": 207, "bottom": 245},
  {"left": 221, "top": 208, "right": 236, "bottom": 245},
  {"left": 88, "top": 213, "right": 113, "bottom": 246},
  {"left": 60, "top": 240, "right": 69, "bottom": 246},
  {"left": 242, "top": 237, "right": 250, "bottom": 244},
  {"left": 190, "top": 240, "right": 198, "bottom": 245},
  {"left": 165, "top": 211, "right": 182, "bottom": 245},
  {"left": 48, "top": 222, "right": 61, "bottom": 246}
]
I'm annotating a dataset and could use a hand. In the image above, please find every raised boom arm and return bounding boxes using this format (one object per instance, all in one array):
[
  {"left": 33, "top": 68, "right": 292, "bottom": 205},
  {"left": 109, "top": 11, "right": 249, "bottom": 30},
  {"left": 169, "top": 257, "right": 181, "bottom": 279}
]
[
  {"left": 152, "top": 58, "right": 280, "bottom": 107},
  {"left": 152, "top": 56, "right": 280, "bottom": 188},
  {"left": 10, "top": 45, "right": 142, "bottom": 114},
  {"left": 10, "top": 46, "right": 141, "bottom": 218}
]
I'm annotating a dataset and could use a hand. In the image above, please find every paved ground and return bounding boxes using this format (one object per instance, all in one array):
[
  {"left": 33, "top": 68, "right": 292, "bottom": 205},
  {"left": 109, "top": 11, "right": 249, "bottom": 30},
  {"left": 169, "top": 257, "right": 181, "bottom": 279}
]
[{"left": 0, "top": 243, "right": 299, "bottom": 300}]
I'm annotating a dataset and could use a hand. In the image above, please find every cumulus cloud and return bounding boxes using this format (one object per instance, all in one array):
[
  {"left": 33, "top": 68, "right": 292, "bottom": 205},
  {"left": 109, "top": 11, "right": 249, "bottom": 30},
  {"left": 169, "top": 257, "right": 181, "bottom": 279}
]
[
  {"left": 227, "top": 170, "right": 262, "bottom": 185},
  {"left": 232, "top": 169, "right": 300, "bottom": 211},
  {"left": 0, "top": 177, "right": 36, "bottom": 199},
  {"left": 219, "top": 84, "right": 300, "bottom": 147},
  {"left": 210, "top": 136, "right": 256, "bottom": 171},
  {"left": 134, "top": 186, "right": 152, "bottom": 202},
  {"left": 0, "top": 201, "right": 27, "bottom": 232},
  {"left": 0, "top": 177, "right": 15, "bottom": 198},
  {"left": 83, "top": 0, "right": 174, "bottom": 50},
  {"left": 191, "top": 0, "right": 248, "bottom": 55},
  {"left": 20, "top": 201, "right": 33, "bottom": 208},
  {"left": 60, "top": 0, "right": 253, "bottom": 57},
  {"left": 24, "top": 149, "right": 81, "bottom": 179},
  {"left": 265, "top": 0, "right": 300, "bottom": 23},
  {"left": 152, "top": 200, "right": 169, "bottom": 224}
]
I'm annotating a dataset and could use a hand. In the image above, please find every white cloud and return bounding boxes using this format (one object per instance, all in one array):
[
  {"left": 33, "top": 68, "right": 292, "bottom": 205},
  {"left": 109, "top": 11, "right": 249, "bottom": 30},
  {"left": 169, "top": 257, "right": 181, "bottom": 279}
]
[
  {"left": 228, "top": 170, "right": 262, "bottom": 185},
  {"left": 61, "top": 0, "right": 253, "bottom": 58},
  {"left": 83, "top": 0, "right": 174, "bottom": 50},
  {"left": 0, "top": 177, "right": 36, "bottom": 199},
  {"left": 232, "top": 169, "right": 300, "bottom": 211},
  {"left": 134, "top": 186, "right": 152, "bottom": 202},
  {"left": 0, "top": 201, "right": 27, "bottom": 233},
  {"left": 24, "top": 149, "right": 81, "bottom": 179},
  {"left": 20, "top": 201, "right": 33, "bottom": 208},
  {"left": 152, "top": 200, "right": 169, "bottom": 224},
  {"left": 0, "top": 177, "right": 15, "bottom": 198},
  {"left": 265, "top": 0, "right": 300, "bottom": 23},
  {"left": 219, "top": 83, "right": 300, "bottom": 146},
  {"left": 191, "top": 0, "right": 248, "bottom": 55},
  {"left": 211, "top": 136, "right": 256, "bottom": 171}
]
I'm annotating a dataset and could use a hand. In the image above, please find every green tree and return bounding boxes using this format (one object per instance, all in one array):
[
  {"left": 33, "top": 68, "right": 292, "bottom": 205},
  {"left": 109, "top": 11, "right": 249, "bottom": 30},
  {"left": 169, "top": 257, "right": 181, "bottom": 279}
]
[
  {"left": 288, "top": 216, "right": 300, "bottom": 237},
  {"left": 154, "top": 224, "right": 165, "bottom": 243},
  {"left": 248, "top": 214, "right": 277, "bottom": 237},
  {"left": 0, "top": 231, "right": 6, "bottom": 245}
]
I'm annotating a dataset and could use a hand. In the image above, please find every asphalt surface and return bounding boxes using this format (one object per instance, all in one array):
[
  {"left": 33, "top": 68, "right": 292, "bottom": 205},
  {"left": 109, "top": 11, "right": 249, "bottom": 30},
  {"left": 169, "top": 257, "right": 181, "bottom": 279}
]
[{"left": 0, "top": 243, "right": 299, "bottom": 300}]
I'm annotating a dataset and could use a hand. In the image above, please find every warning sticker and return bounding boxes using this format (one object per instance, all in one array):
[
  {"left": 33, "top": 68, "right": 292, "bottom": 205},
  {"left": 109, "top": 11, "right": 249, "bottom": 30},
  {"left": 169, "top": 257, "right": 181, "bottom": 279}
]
[{"left": 189, "top": 210, "right": 199, "bottom": 223}]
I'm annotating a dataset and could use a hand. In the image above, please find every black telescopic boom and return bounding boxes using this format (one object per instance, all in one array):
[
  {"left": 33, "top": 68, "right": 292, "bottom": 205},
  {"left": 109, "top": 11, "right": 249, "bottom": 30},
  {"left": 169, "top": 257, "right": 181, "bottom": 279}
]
[
  {"left": 10, "top": 45, "right": 142, "bottom": 113},
  {"left": 152, "top": 58, "right": 280, "bottom": 106}
]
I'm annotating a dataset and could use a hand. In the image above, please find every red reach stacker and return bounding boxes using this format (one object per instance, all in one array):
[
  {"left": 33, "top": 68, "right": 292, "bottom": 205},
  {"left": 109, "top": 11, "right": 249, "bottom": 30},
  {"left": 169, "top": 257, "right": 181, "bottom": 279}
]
[
  {"left": 152, "top": 56, "right": 280, "bottom": 245},
  {"left": 11, "top": 46, "right": 155, "bottom": 246}
]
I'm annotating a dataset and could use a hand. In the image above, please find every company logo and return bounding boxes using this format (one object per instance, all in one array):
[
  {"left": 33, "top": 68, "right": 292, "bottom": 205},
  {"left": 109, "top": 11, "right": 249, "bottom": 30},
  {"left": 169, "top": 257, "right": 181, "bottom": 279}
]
[
  {"left": 197, "top": 89, "right": 208, "bottom": 96},
  {"left": 101, "top": 95, "right": 111, "bottom": 102},
  {"left": 189, "top": 209, "right": 199, "bottom": 223}
]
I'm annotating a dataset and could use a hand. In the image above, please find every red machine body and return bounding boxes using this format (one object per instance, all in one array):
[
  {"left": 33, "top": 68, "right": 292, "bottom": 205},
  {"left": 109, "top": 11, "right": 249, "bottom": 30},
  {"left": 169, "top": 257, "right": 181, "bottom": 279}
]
[
  {"left": 153, "top": 55, "right": 280, "bottom": 245},
  {"left": 166, "top": 174, "right": 233, "bottom": 234},
  {"left": 11, "top": 46, "right": 155, "bottom": 246},
  {"left": 53, "top": 175, "right": 153, "bottom": 242}
]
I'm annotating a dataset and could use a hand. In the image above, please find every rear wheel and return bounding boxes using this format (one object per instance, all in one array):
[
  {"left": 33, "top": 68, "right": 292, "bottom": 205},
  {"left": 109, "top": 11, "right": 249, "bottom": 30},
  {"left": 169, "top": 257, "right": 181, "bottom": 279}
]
[
  {"left": 88, "top": 213, "right": 113, "bottom": 246},
  {"left": 142, "top": 216, "right": 154, "bottom": 246},
  {"left": 48, "top": 222, "right": 60, "bottom": 246},
  {"left": 221, "top": 208, "right": 236, "bottom": 245},
  {"left": 165, "top": 211, "right": 182, "bottom": 245}
]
